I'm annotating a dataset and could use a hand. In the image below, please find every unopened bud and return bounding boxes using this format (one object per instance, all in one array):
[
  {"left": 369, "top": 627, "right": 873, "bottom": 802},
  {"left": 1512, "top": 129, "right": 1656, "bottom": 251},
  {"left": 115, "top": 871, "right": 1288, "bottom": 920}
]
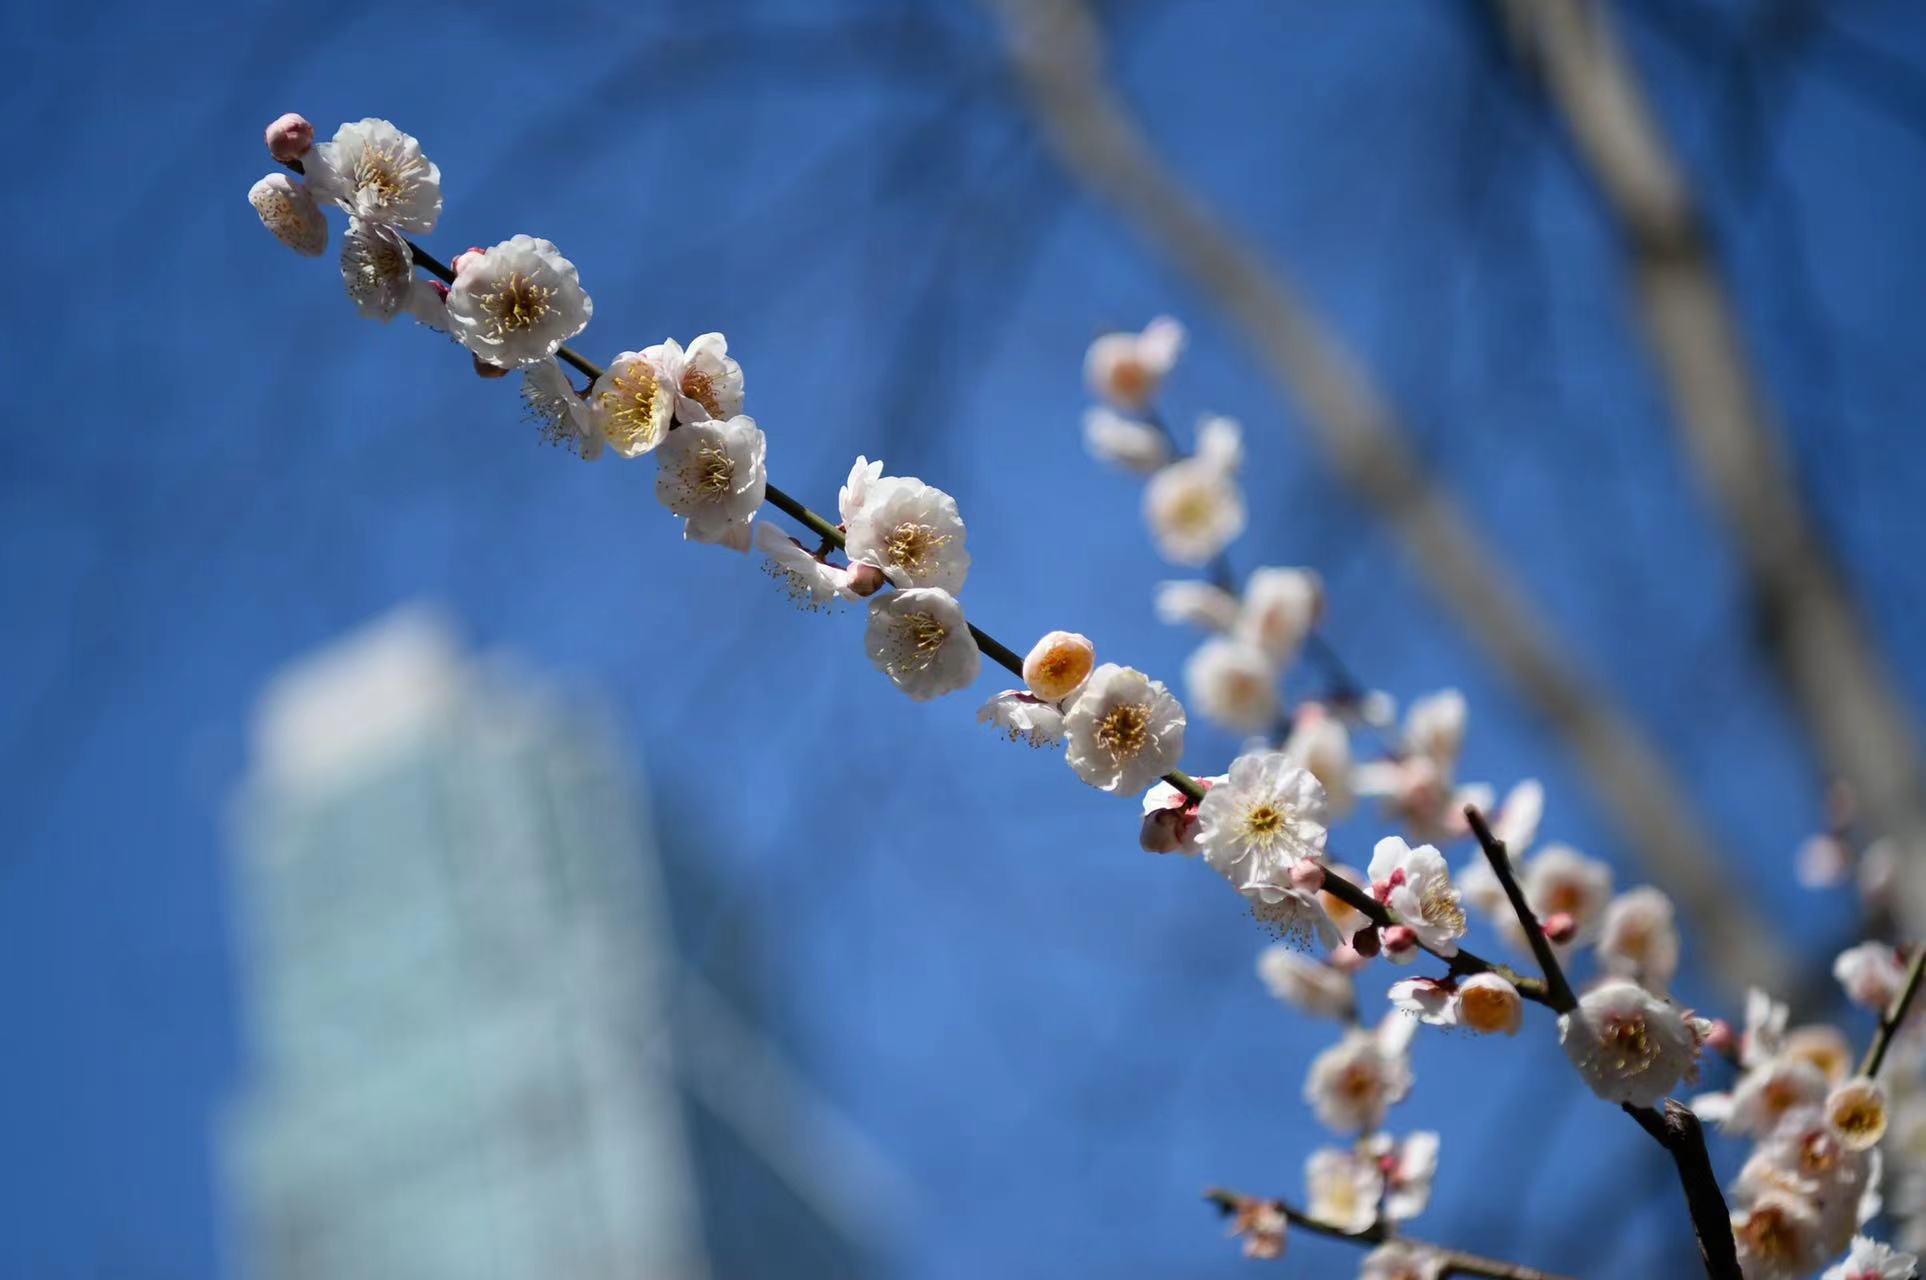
[
  {"left": 1022, "top": 630, "right": 1096, "bottom": 702},
  {"left": 1350, "top": 926, "right": 1382, "bottom": 959},
  {"left": 453, "top": 246, "right": 488, "bottom": 276},
  {"left": 845, "top": 561, "right": 887, "bottom": 597},
  {"left": 1138, "top": 808, "right": 1184, "bottom": 855},
  {"left": 1541, "top": 912, "right": 1577, "bottom": 945},
  {"left": 1289, "top": 858, "right": 1326, "bottom": 893},
  {"left": 473, "top": 354, "right": 510, "bottom": 379},
  {"left": 265, "top": 112, "right": 314, "bottom": 163},
  {"left": 1381, "top": 924, "right": 1418, "bottom": 958},
  {"left": 1704, "top": 1018, "right": 1736, "bottom": 1058},
  {"left": 1327, "top": 942, "right": 1370, "bottom": 973}
]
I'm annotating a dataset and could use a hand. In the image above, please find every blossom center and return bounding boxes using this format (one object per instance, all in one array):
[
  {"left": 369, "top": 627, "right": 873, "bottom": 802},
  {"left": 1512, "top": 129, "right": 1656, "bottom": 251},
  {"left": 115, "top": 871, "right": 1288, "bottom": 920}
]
[
  {"left": 694, "top": 445, "right": 736, "bottom": 496},
  {"left": 881, "top": 611, "right": 950, "bottom": 675},
  {"left": 1418, "top": 881, "right": 1466, "bottom": 934},
  {"left": 884, "top": 522, "right": 950, "bottom": 576},
  {"left": 479, "top": 272, "right": 555, "bottom": 337},
  {"left": 1168, "top": 484, "right": 1217, "bottom": 533},
  {"left": 1601, "top": 1014, "right": 1657, "bottom": 1072},
  {"left": 1094, "top": 703, "right": 1150, "bottom": 758},
  {"left": 602, "top": 364, "right": 667, "bottom": 451},
  {"left": 681, "top": 368, "right": 722, "bottom": 418},
  {"left": 1735, "top": 1204, "right": 1801, "bottom": 1261},
  {"left": 351, "top": 144, "right": 410, "bottom": 206}
]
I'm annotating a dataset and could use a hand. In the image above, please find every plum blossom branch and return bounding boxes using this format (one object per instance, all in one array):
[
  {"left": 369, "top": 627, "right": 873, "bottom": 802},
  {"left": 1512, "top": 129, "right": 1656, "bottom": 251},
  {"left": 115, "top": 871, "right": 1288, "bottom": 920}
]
[
  {"left": 1620, "top": 1103, "right": 1742, "bottom": 1280},
  {"left": 1464, "top": 805, "right": 1577, "bottom": 1013},
  {"left": 1201, "top": 1188, "right": 1576, "bottom": 1280},
  {"left": 1859, "top": 942, "right": 1926, "bottom": 1079},
  {"left": 395, "top": 240, "right": 1207, "bottom": 803}
]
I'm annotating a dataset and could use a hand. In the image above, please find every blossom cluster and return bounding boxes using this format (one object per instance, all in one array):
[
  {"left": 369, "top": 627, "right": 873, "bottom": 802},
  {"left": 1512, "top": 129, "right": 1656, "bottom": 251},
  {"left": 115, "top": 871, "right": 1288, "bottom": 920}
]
[{"left": 256, "top": 121, "right": 1923, "bottom": 1278}]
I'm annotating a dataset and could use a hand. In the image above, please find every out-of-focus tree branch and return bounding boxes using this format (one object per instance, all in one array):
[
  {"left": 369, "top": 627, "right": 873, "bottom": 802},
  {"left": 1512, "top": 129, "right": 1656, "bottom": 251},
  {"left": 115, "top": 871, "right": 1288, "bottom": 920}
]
[
  {"left": 1491, "top": 0, "right": 1926, "bottom": 938},
  {"left": 982, "top": 0, "right": 1787, "bottom": 996}
]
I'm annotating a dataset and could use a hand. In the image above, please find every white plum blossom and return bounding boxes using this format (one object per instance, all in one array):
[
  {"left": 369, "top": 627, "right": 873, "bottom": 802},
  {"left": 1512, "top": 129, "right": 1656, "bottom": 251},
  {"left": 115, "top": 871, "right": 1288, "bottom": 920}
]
[
  {"left": 839, "top": 455, "right": 885, "bottom": 525},
  {"left": 647, "top": 333, "right": 744, "bottom": 424},
  {"left": 1742, "top": 1105, "right": 1881, "bottom": 1229},
  {"left": 1560, "top": 978, "right": 1706, "bottom": 1107},
  {"left": 1277, "top": 703, "right": 1357, "bottom": 816},
  {"left": 1830, "top": 1079, "right": 1892, "bottom": 1153},
  {"left": 1824, "top": 1236, "right": 1918, "bottom": 1280},
  {"left": 1521, "top": 845, "right": 1614, "bottom": 944},
  {"left": 1733, "top": 1190, "right": 1830, "bottom": 1280},
  {"left": 1062, "top": 664, "right": 1186, "bottom": 795},
  {"left": 1799, "top": 833, "right": 1854, "bottom": 889},
  {"left": 1197, "top": 752, "right": 1328, "bottom": 888},
  {"left": 1241, "top": 869, "right": 1342, "bottom": 949},
  {"left": 843, "top": 475, "right": 971, "bottom": 594},
  {"left": 248, "top": 173, "right": 327, "bottom": 256},
  {"left": 1388, "top": 976, "right": 1459, "bottom": 1026},
  {"left": 864, "top": 588, "right": 980, "bottom": 701},
  {"left": 1405, "top": 688, "right": 1467, "bottom": 767},
  {"left": 755, "top": 522, "right": 851, "bottom": 610},
  {"left": 589, "top": 350, "right": 675, "bottom": 459},
  {"left": 446, "top": 235, "right": 593, "bottom": 369},
  {"left": 655, "top": 415, "right": 766, "bottom": 545},
  {"left": 1184, "top": 637, "right": 1278, "bottom": 735},
  {"left": 1304, "top": 1017, "right": 1415, "bottom": 1132},
  {"left": 1143, "top": 456, "right": 1245, "bottom": 566},
  {"left": 1257, "top": 945, "right": 1354, "bottom": 1020},
  {"left": 1237, "top": 567, "right": 1322, "bottom": 664},
  {"left": 1304, "top": 1147, "right": 1380, "bottom": 1233},
  {"left": 1224, "top": 1198, "right": 1287, "bottom": 1261},
  {"left": 304, "top": 118, "right": 441, "bottom": 233},
  {"left": 1022, "top": 631, "right": 1095, "bottom": 703},
  {"left": 406, "top": 279, "right": 449, "bottom": 331},
  {"left": 1194, "top": 414, "right": 1243, "bottom": 473},
  {"left": 1359, "top": 1242, "right": 1446, "bottom": 1280},
  {"left": 1082, "top": 406, "right": 1171, "bottom": 473},
  {"left": 1699, "top": 1055, "right": 1832, "bottom": 1136},
  {"left": 1084, "top": 315, "right": 1184, "bottom": 410},
  {"left": 977, "top": 691, "right": 1064, "bottom": 748},
  {"left": 1371, "top": 1131, "right": 1440, "bottom": 1222},
  {"left": 1139, "top": 776, "right": 1211, "bottom": 855},
  {"left": 1154, "top": 579, "right": 1240, "bottom": 632},
  {"left": 1458, "top": 973, "right": 1525, "bottom": 1036},
  {"left": 1367, "top": 836, "right": 1466, "bottom": 960},
  {"left": 1787, "top": 1024, "right": 1858, "bottom": 1088},
  {"left": 339, "top": 218, "right": 414, "bottom": 320},
  {"left": 1598, "top": 887, "right": 1681, "bottom": 993},
  {"left": 1837, "top": 943, "right": 1910, "bottom": 1013},
  {"left": 521, "top": 359, "right": 600, "bottom": 458}
]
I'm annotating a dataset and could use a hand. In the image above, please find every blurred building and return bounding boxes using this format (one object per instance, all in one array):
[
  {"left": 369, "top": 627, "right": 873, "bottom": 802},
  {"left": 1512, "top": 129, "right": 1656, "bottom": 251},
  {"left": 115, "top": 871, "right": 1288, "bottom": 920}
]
[{"left": 219, "top": 609, "right": 887, "bottom": 1280}]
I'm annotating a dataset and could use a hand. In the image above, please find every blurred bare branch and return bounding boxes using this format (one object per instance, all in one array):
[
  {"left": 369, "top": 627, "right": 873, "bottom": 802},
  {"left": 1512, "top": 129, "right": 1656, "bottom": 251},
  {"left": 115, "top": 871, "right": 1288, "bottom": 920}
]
[
  {"left": 983, "top": 0, "right": 1787, "bottom": 996},
  {"left": 1492, "top": 0, "right": 1926, "bottom": 938}
]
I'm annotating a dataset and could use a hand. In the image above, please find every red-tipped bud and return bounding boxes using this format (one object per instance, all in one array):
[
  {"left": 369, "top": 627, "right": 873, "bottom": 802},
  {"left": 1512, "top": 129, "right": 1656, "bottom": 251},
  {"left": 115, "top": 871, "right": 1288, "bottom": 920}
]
[
  {"left": 845, "top": 561, "right": 888, "bottom": 597},
  {"left": 472, "top": 354, "right": 510, "bottom": 379},
  {"left": 265, "top": 113, "right": 314, "bottom": 163},
  {"left": 1381, "top": 924, "right": 1418, "bottom": 957},
  {"left": 1541, "top": 912, "right": 1577, "bottom": 945},
  {"left": 1350, "top": 926, "right": 1382, "bottom": 959},
  {"left": 1289, "top": 858, "right": 1326, "bottom": 893},
  {"left": 452, "top": 246, "right": 488, "bottom": 276}
]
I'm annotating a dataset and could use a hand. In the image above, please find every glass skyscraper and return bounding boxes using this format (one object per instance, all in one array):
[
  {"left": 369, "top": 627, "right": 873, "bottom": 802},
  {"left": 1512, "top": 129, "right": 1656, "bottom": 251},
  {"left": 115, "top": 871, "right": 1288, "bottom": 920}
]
[{"left": 221, "top": 609, "right": 711, "bottom": 1279}]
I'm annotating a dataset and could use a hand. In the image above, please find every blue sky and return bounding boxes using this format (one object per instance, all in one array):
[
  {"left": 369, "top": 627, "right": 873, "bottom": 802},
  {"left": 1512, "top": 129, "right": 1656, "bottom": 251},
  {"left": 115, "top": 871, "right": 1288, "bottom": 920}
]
[{"left": 5, "top": 1, "right": 1926, "bottom": 1275}]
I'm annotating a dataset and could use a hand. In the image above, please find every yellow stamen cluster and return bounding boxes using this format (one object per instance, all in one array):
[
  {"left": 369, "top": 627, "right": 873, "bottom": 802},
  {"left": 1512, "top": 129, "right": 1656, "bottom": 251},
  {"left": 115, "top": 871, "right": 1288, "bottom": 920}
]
[
  {"left": 884, "top": 522, "right": 950, "bottom": 577},
  {"left": 694, "top": 445, "right": 736, "bottom": 496},
  {"left": 1094, "top": 703, "right": 1150, "bottom": 759},
  {"left": 598, "top": 362, "right": 670, "bottom": 455},
  {"left": 879, "top": 612, "right": 951, "bottom": 677},
  {"left": 681, "top": 367, "right": 722, "bottom": 418},
  {"left": 478, "top": 272, "right": 555, "bottom": 338}
]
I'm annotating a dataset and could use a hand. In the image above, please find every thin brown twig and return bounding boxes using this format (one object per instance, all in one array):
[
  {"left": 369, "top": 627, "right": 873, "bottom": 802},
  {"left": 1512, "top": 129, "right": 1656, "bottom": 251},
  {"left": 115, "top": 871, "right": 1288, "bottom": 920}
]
[
  {"left": 1314, "top": 867, "right": 1552, "bottom": 1006},
  {"left": 1464, "top": 805, "right": 1576, "bottom": 1012},
  {"left": 1202, "top": 1188, "right": 1576, "bottom": 1280},
  {"left": 1620, "top": 1103, "right": 1742, "bottom": 1280},
  {"left": 1859, "top": 943, "right": 1926, "bottom": 1079}
]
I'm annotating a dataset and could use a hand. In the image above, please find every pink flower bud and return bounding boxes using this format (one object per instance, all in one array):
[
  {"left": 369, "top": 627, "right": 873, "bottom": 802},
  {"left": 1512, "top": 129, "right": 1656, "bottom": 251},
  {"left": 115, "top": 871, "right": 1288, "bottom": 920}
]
[
  {"left": 1704, "top": 1018, "right": 1736, "bottom": 1058},
  {"left": 845, "top": 562, "right": 888, "bottom": 597},
  {"left": 452, "top": 246, "right": 488, "bottom": 276},
  {"left": 1327, "top": 943, "right": 1370, "bottom": 973},
  {"left": 265, "top": 112, "right": 313, "bottom": 163},
  {"left": 472, "top": 354, "right": 510, "bottom": 379},
  {"left": 1541, "top": 912, "right": 1577, "bottom": 945},
  {"left": 1289, "top": 859, "right": 1326, "bottom": 893},
  {"left": 1350, "top": 926, "right": 1382, "bottom": 959},
  {"left": 1381, "top": 925, "right": 1418, "bottom": 957}
]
